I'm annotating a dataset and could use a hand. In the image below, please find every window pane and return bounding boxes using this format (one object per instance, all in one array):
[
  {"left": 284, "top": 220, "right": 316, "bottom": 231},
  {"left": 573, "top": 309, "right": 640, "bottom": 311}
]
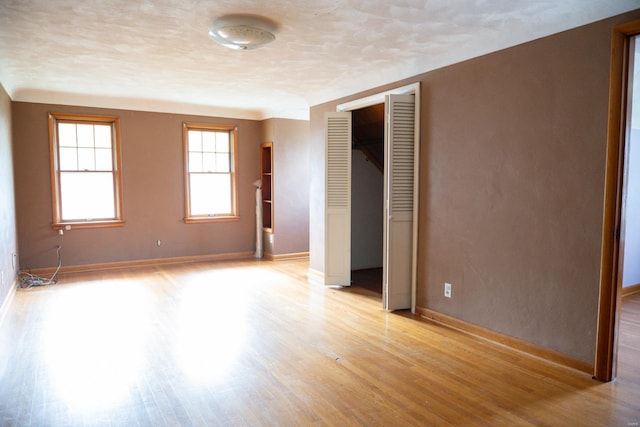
[
  {"left": 211, "top": 174, "right": 232, "bottom": 214},
  {"left": 189, "top": 173, "right": 231, "bottom": 216},
  {"left": 202, "top": 132, "right": 215, "bottom": 152},
  {"left": 216, "top": 133, "right": 229, "bottom": 152},
  {"left": 59, "top": 147, "right": 78, "bottom": 170},
  {"left": 94, "top": 125, "right": 112, "bottom": 148},
  {"left": 95, "top": 148, "right": 113, "bottom": 170},
  {"left": 188, "top": 131, "right": 202, "bottom": 152},
  {"left": 215, "top": 153, "right": 230, "bottom": 172},
  {"left": 58, "top": 123, "right": 77, "bottom": 147},
  {"left": 77, "top": 124, "right": 94, "bottom": 148},
  {"left": 60, "top": 172, "right": 115, "bottom": 220},
  {"left": 203, "top": 153, "right": 215, "bottom": 172},
  {"left": 189, "top": 152, "right": 202, "bottom": 172},
  {"left": 77, "top": 148, "right": 95, "bottom": 170}
]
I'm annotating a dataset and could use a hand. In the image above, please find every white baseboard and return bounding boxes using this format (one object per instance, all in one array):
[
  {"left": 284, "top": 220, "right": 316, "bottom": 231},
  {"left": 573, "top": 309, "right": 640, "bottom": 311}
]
[{"left": 307, "top": 268, "right": 325, "bottom": 285}]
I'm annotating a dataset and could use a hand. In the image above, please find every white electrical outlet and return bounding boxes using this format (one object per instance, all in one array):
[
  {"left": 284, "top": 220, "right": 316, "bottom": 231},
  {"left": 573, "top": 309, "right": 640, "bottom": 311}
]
[
  {"left": 444, "top": 282, "right": 452, "bottom": 298},
  {"left": 157, "top": 240, "right": 162, "bottom": 246}
]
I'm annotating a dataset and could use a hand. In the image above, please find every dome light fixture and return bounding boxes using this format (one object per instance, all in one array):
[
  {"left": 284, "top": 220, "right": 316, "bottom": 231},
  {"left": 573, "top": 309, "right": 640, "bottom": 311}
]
[{"left": 209, "top": 14, "right": 277, "bottom": 51}]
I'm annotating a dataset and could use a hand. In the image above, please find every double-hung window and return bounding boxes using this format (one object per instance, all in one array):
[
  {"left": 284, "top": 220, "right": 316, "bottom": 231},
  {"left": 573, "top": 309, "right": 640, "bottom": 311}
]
[
  {"left": 48, "top": 113, "right": 124, "bottom": 229},
  {"left": 183, "top": 122, "right": 238, "bottom": 222}
]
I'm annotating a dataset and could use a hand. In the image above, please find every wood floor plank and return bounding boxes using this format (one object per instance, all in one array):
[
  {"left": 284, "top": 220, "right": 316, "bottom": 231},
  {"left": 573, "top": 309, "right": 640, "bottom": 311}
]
[{"left": 0, "top": 259, "right": 638, "bottom": 426}]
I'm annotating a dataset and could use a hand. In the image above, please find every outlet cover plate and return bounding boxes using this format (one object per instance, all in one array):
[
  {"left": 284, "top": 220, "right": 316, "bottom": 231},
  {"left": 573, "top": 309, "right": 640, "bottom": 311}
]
[{"left": 444, "top": 282, "right": 452, "bottom": 298}]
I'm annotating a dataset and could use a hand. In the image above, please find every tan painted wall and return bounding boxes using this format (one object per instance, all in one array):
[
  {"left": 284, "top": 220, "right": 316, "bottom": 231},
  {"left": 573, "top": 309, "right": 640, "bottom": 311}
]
[
  {"left": 0, "top": 83, "right": 18, "bottom": 308},
  {"left": 262, "top": 118, "right": 310, "bottom": 256},
  {"left": 309, "top": 9, "right": 640, "bottom": 364},
  {"left": 12, "top": 103, "right": 263, "bottom": 269}
]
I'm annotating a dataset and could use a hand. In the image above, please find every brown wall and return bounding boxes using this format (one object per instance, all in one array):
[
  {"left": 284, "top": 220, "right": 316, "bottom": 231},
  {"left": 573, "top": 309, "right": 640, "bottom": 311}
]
[
  {"left": 262, "top": 118, "right": 310, "bottom": 256},
  {"left": 417, "top": 16, "right": 617, "bottom": 364},
  {"left": 0, "top": 83, "right": 18, "bottom": 310},
  {"left": 309, "top": 9, "right": 640, "bottom": 364},
  {"left": 12, "top": 103, "right": 264, "bottom": 269}
]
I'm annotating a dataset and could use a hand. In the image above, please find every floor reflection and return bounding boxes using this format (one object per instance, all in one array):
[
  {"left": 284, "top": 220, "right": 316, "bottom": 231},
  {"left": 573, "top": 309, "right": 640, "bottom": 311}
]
[
  {"left": 43, "top": 281, "right": 151, "bottom": 412},
  {"left": 174, "top": 273, "right": 248, "bottom": 385},
  {"left": 41, "top": 270, "right": 253, "bottom": 414},
  {"left": 2, "top": 260, "right": 636, "bottom": 425}
]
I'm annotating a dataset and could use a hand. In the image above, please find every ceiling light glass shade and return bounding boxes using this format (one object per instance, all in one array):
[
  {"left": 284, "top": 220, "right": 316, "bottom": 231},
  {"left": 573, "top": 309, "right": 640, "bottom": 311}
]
[{"left": 209, "top": 19, "right": 276, "bottom": 50}]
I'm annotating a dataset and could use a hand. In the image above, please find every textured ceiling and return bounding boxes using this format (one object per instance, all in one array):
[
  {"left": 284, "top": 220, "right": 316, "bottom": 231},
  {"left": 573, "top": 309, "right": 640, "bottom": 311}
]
[{"left": 0, "top": 0, "right": 638, "bottom": 120}]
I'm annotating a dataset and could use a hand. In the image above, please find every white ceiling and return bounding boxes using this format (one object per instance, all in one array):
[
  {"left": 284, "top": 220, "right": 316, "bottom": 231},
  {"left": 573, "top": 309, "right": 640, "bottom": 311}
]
[{"left": 0, "top": 0, "right": 638, "bottom": 120}]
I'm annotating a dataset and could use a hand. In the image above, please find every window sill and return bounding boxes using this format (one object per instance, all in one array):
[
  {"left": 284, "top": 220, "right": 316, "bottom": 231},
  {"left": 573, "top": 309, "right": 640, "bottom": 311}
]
[
  {"left": 184, "top": 216, "right": 240, "bottom": 224},
  {"left": 52, "top": 220, "right": 125, "bottom": 230}
]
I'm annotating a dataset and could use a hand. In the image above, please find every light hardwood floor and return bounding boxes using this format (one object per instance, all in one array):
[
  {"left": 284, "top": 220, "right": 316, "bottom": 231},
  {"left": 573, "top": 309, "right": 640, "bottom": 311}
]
[{"left": 0, "top": 259, "right": 638, "bottom": 426}]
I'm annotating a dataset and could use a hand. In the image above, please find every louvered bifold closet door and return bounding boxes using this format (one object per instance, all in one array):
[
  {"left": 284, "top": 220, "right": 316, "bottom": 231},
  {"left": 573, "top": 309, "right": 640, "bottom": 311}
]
[
  {"left": 325, "top": 112, "right": 352, "bottom": 286},
  {"left": 384, "top": 94, "right": 416, "bottom": 310}
]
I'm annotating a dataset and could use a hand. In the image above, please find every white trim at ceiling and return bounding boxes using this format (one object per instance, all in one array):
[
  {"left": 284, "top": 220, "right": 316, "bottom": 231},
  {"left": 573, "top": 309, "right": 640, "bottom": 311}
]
[
  {"left": 10, "top": 91, "right": 311, "bottom": 121},
  {"left": 337, "top": 83, "right": 420, "bottom": 112}
]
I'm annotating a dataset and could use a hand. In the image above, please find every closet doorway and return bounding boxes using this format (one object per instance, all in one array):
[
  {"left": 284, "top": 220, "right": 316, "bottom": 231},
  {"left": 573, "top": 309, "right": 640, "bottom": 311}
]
[
  {"left": 324, "top": 83, "right": 420, "bottom": 311},
  {"left": 350, "top": 103, "right": 385, "bottom": 294}
]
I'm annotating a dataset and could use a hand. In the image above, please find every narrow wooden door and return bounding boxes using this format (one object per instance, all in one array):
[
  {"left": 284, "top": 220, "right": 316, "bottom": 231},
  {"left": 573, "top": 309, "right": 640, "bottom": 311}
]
[
  {"left": 324, "top": 112, "right": 352, "bottom": 286},
  {"left": 383, "top": 94, "right": 416, "bottom": 310}
]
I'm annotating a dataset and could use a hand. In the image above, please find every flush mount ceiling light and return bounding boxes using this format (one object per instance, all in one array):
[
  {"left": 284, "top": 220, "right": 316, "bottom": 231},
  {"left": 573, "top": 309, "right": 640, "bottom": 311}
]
[{"left": 209, "top": 14, "right": 277, "bottom": 50}]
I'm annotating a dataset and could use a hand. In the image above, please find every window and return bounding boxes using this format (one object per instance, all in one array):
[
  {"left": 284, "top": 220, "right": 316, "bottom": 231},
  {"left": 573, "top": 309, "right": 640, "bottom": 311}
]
[
  {"left": 183, "top": 122, "right": 238, "bottom": 223},
  {"left": 48, "top": 113, "right": 124, "bottom": 229}
]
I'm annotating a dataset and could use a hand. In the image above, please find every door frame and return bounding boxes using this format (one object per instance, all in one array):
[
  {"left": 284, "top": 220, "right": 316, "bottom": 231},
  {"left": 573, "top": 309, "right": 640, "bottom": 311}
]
[
  {"left": 595, "top": 19, "right": 640, "bottom": 382},
  {"left": 337, "top": 82, "right": 421, "bottom": 312}
]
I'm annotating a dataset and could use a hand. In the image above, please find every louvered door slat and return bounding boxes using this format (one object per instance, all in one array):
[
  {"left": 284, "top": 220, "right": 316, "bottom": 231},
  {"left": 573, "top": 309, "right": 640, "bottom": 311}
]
[
  {"left": 384, "top": 94, "right": 416, "bottom": 311},
  {"left": 325, "top": 112, "right": 352, "bottom": 286}
]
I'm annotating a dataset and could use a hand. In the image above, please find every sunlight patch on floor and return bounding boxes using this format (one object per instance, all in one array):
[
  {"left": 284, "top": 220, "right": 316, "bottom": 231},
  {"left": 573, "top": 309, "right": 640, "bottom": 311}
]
[
  {"left": 43, "top": 281, "right": 152, "bottom": 413},
  {"left": 174, "top": 279, "right": 249, "bottom": 385}
]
